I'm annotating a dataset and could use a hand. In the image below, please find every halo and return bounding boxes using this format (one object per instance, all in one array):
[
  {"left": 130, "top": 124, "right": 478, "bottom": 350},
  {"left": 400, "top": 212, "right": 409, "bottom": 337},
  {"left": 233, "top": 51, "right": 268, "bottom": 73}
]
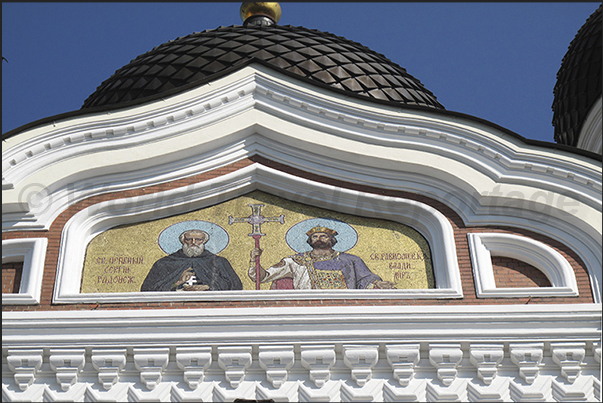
[
  {"left": 285, "top": 218, "right": 358, "bottom": 253},
  {"left": 158, "top": 220, "right": 229, "bottom": 255}
]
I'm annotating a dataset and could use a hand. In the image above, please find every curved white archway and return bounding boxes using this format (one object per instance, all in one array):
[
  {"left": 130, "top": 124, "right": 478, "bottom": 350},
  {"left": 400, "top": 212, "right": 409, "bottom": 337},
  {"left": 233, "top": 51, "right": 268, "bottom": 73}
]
[
  {"left": 468, "top": 233, "right": 578, "bottom": 298},
  {"left": 53, "top": 164, "right": 462, "bottom": 303}
]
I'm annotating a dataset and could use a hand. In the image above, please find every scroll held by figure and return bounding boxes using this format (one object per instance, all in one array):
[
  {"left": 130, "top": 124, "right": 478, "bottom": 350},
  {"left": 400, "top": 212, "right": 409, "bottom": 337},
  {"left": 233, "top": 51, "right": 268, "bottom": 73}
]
[{"left": 249, "top": 225, "right": 395, "bottom": 290}]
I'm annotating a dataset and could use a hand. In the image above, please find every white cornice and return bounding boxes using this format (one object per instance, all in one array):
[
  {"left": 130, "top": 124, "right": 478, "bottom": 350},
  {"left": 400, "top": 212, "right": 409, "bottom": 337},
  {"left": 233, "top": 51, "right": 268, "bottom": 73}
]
[
  {"left": 2, "top": 304, "right": 601, "bottom": 348},
  {"left": 2, "top": 64, "right": 602, "bottom": 301},
  {"left": 3, "top": 305, "right": 600, "bottom": 401},
  {"left": 2, "top": 66, "right": 600, "bottom": 210}
]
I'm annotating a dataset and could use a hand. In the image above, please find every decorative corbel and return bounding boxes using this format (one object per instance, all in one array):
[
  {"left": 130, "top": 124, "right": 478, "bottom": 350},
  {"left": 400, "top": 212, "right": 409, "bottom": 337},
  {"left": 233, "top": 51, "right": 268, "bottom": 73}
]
[
  {"left": 133, "top": 347, "right": 170, "bottom": 390},
  {"left": 49, "top": 348, "right": 86, "bottom": 391},
  {"left": 509, "top": 343, "right": 544, "bottom": 384},
  {"left": 385, "top": 343, "right": 421, "bottom": 386},
  {"left": 258, "top": 345, "right": 294, "bottom": 388},
  {"left": 428, "top": 343, "right": 463, "bottom": 386},
  {"left": 550, "top": 342, "right": 586, "bottom": 383},
  {"left": 91, "top": 348, "right": 127, "bottom": 390},
  {"left": 217, "top": 346, "right": 252, "bottom": 388},
  {"left": 469, "top": 343, "right": 504, "bottom": 385},
  {"left": 176, "top": 346, "right": 212, "bottom": 390},
  {"left": 342, "top": 344, "right": 379, "bottom": 386},
  {"left": 300, "top": 344, "right": 336, "bottom": 387},
  {"left": 6, "top": 349, "right": 44, "bottom": 391}
]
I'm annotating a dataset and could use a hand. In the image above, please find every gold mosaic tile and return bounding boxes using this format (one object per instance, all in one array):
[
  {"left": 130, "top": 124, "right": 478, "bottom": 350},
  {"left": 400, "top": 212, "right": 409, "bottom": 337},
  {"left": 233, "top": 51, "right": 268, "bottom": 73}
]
[{"left": 81, "top": 191, "right": 434, "bottom": 293}]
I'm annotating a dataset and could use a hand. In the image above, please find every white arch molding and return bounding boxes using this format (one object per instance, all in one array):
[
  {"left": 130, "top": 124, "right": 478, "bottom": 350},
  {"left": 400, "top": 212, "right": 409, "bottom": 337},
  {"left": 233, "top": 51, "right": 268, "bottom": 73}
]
[
  {"left": 467, "top": 233, "right": 579, "bottom": 298},
  {"left": 3, "top": 62, "right": 601, "bottom": 403},
  {"left": 2, "top": 64, "right": 600, "bottom": 301},
  {"left": 53, "top": 164, "right": 462, "bottom": 303}
]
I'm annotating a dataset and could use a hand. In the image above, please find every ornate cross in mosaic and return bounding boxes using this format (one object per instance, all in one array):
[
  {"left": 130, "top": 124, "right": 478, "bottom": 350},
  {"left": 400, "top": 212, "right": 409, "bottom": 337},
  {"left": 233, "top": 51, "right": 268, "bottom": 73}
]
[{"left": 229, "top": 204, "right": 285, "bottom": 290}]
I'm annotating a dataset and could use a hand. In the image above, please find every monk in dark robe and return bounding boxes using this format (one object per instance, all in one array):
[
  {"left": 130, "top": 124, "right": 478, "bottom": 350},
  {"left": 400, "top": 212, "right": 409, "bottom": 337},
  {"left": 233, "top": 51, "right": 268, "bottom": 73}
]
[{"left": 141, "top": 230, "right": 242, "bottom": 292}]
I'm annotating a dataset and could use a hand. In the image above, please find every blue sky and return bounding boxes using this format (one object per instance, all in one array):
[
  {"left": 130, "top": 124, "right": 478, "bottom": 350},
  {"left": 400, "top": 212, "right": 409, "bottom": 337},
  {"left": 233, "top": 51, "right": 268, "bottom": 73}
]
[{"left": 2, "top": 2, "right": 599, "bottom": 143}]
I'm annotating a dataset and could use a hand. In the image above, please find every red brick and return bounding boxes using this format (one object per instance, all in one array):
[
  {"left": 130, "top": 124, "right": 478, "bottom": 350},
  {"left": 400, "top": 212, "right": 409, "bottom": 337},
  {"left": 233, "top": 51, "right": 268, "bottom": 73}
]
[{"left": 2, "top": 157, "right": 594, "bottom": 312}]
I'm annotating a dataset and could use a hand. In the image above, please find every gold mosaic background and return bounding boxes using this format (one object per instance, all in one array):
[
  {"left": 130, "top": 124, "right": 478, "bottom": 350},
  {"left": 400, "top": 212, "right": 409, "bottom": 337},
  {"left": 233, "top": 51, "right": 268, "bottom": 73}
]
[{"left": 81, "top": 191, "right": 434, "bottom": 292}]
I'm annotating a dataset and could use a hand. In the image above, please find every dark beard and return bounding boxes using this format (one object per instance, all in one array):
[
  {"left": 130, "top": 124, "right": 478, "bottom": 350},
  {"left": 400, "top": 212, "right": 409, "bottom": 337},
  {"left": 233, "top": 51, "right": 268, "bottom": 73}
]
[{"left": 310, "top": 240, "right": 332, "bottom": 249}]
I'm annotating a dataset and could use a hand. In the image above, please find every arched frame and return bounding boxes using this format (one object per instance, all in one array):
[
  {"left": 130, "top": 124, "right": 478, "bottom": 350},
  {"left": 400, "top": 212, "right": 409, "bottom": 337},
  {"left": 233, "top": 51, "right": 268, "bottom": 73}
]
[
  {"left": 2, "top": 238, "right": 48, "bottom": 305},
  {"left": 467, "top": 233, "right": 578, "bottom": 298},
  {"left": 53, "top": 164, "right": 462, "bottom": 303},
  {"left": 3, "top": 65, "right": 599, "bottom": 302}
]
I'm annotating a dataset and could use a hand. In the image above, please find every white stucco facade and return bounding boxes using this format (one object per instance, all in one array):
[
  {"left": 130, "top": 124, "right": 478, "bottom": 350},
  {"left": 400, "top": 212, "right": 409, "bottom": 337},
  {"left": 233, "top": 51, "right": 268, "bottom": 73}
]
[{"left": 3, "top": 65, "right": 602, "bottom": 401}]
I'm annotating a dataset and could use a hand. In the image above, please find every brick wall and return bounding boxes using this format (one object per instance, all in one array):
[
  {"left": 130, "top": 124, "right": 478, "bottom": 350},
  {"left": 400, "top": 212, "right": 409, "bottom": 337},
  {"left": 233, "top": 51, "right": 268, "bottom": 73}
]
[
  {"left": 1, "top": 156, "right": 594, "bottom": 311},
  {"left": 2, "top": 262, "right": 23, "bottom": 294},
  {"left": 492, "top": 256, "right": 552, "bottom": 288}
]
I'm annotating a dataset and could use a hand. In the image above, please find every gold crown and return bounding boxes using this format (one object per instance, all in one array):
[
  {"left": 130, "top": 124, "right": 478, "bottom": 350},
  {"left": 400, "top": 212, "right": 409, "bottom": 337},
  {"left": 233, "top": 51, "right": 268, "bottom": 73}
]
[{"left": 306, "top": 226, "right": 338, "bottom": 236}]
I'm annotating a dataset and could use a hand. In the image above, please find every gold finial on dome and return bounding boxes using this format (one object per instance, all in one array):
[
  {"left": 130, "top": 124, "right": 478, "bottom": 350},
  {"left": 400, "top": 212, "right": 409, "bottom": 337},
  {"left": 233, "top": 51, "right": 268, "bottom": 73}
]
[{"left": 240, "top": 2, "right": 281, "bottom": 26}]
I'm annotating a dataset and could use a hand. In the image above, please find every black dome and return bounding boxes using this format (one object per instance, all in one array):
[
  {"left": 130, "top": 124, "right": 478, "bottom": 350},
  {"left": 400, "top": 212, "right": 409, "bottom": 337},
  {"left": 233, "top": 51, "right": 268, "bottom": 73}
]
[
  {"left": 552, "top": 4, "right": 602, "bottom": 147},
  {"left": 82, "top": 24, "right": 444, "bottom": 110}
]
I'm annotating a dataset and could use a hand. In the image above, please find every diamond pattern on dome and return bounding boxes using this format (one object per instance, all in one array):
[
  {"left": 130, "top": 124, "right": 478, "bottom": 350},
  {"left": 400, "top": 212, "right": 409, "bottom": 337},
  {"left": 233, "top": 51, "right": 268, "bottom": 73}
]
[
  {"left": 552, "top": 4, "right": 601, "bottom": 147},
  {"left": 82, "top": 25, "right": 443, "bottom": 110}
]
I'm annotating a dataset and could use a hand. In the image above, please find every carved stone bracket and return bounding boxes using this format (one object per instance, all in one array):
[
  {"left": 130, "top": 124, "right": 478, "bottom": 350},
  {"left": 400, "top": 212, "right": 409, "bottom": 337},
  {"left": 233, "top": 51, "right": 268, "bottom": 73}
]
[
  {"left": 509, "top": 343, "right": 544, "bottom": 384},
  {"left": 217, "top": 346, "right": 252, "bottom": 388},
  {"left": 2, "top": 337, "right": 601, "bottom": 401},
  {"left": 175, "top": 346, "right": 212, "bottom": 390},
  {"left": 550, "top": 342, "right": 586, "bottom": 383},
  {"left": 91, "top": 348, "right": 127, "bottom": 390},
  {"left": 428, "top": 343, "right": 463, "bottom": 386},
  {"left": 6, "top": 349, "right": 44, "bottom": 391},
  {"left": 469, "top": 343, "right": 504, "bottom": 385},
  {"left": 300, "top": 344, "right": 336, "bottom": 387},
  {"left": 342, "top": 344, "right": 379, "bottom": 386},
  {"left": 48, "top": 348, "right": 86, "bottom": 391},
  {"left": 385, "top": 343, "right": 421, "bottom": 386},
  {"left": 258, "top": 345, "right": 294, "bottom": 388},
  {"left": 133, "top": 347, "right": 169, "bottom": 390}
]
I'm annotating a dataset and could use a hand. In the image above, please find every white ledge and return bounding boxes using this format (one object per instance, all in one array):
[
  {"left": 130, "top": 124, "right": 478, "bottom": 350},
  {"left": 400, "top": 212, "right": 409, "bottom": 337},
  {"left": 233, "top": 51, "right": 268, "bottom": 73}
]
[{"left": 2, "top": 304, "right": 601, "bottom": 348}]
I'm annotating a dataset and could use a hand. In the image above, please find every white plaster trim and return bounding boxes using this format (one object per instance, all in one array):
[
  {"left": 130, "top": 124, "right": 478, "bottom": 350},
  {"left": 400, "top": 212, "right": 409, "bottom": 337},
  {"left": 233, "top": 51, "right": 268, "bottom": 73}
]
[
  {"left": 3, "top": 68, "right": 600, "bottom": 228},
  {"left": 2, "top": 238, "right": 48, "bottom": 305},
  {"left": 577, "top": 96, "right": 603, "bottom": 155},
  {"left": 2, "top": 65, "right": 601, "bottom": 302},
  {"left": 2, "top": 304, "right": 601, "bottom": 347},
  {"left": 468, "top": 233, "right": 578, "bottom": 298},
  {"left": 2, "top": 304, "right": 601, "bottom": 402},
  {"left": 53, "top": 163, "right": 462, "bottom": 303}
]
